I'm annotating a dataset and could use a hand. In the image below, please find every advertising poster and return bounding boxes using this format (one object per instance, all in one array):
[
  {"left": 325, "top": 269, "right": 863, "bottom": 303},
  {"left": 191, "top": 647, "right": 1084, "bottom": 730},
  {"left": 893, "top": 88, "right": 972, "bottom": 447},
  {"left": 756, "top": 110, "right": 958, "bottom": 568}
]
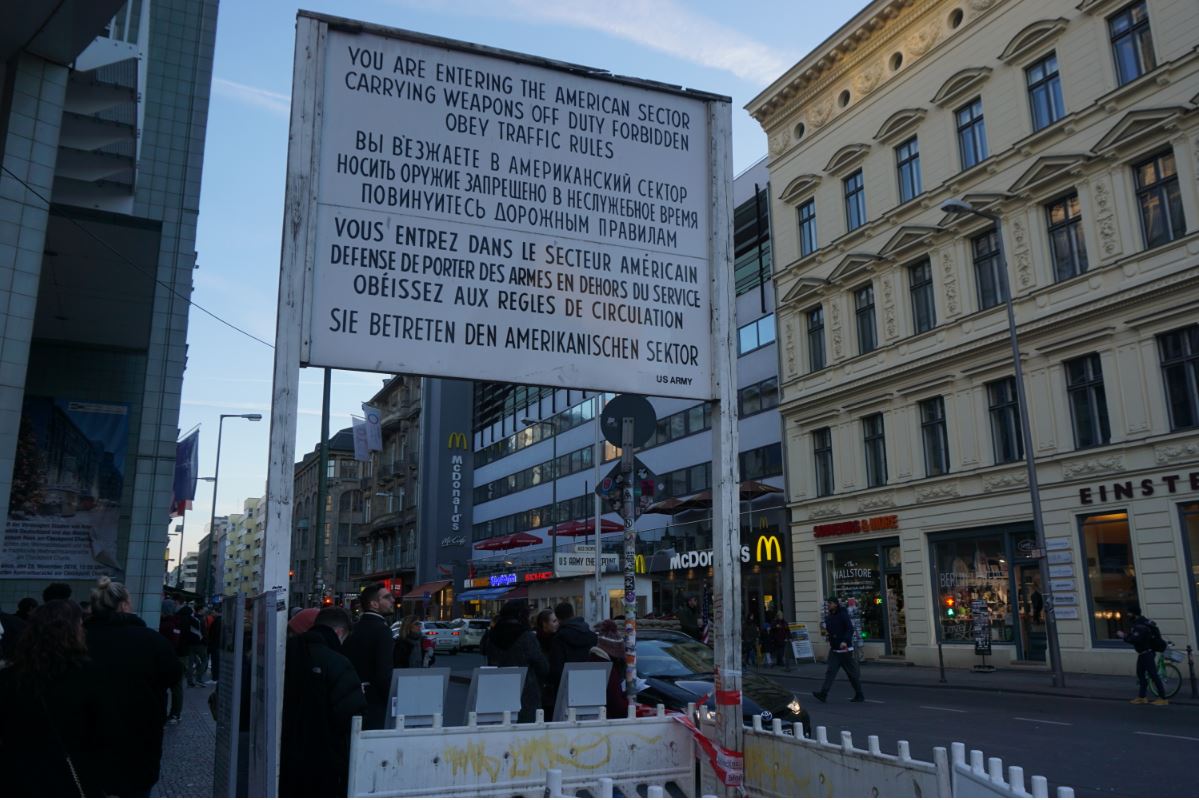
[{"left": 1, "top": 397, "right": 129, "bottom": 579}]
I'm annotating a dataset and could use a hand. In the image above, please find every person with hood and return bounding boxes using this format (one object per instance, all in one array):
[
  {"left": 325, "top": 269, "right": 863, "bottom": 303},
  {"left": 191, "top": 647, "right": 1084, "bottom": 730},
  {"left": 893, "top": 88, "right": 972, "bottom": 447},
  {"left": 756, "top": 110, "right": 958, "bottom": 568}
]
[
  {"left": 280, "top": 607, "right": 366, "bottom": 797},
  {"left": 83, "top": 577, "right": 182, "bottom": 796},
  {"left": 393, "top": 615, "right": 424, "bottom": 669},
  {"left": 813, "top": 597, "right": 864, "bottom": 703},
  {"left": 554, "top": 602, "right": 598, "bottom": 662},
  {"left": 1117, "top": 602, "right": 1169, "bottom": 705},
  {"left": 0, "top": 600, "right": 104, "bottom": 797},
  {"left": 676, "top": 595, "right": 702, "bottom": 640},
  {"left": 589, "top": 619, "right": 631, "bottom": 720},
  {"left": 484, "top": 600, "right": 548, "bottom": 723},
  {"left": 342, "top": 583, "right": 396, "bottom": 729}
]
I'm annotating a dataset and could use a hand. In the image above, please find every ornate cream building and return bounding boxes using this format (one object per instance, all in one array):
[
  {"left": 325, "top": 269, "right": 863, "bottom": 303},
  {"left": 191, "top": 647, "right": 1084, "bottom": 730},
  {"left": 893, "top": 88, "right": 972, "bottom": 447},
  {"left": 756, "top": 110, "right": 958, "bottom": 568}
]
[{"left": 749, "top": 0, "right": 1199, "bottom": 673}]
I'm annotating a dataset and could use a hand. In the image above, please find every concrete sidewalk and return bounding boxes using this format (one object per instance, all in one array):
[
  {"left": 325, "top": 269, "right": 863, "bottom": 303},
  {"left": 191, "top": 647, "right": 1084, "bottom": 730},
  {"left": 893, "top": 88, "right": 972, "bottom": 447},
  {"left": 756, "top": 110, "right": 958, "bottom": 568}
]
[{"left": 753, "top": 655, "right": 1199, "bottom": 706}]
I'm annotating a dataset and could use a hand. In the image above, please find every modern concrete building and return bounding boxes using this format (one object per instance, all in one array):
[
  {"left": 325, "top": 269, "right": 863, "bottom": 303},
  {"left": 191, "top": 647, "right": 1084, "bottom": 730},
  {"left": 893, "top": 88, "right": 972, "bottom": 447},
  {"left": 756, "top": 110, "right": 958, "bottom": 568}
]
[
  {"left": 224, "top": 500, "right": 263, "bottom": 597},
  {"left": 0, "top": 1, "right": 219, "bottom": 623},
  {"left": 750, "top": 0, "right": 1199, "bottom": 673},
  {"left": 179, "top": 550, "right": 198, "bottom": 593},
  {"left": 459, "top": 160, "right": 792, "bottom": 625}
]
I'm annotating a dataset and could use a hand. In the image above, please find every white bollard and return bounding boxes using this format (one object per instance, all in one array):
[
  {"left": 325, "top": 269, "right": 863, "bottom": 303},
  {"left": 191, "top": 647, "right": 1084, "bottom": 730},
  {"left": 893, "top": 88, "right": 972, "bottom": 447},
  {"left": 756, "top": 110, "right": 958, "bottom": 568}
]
[
  {"left": 771, "top": 717, "right": 784, "bottom": 736},
  {"left": 841, "top": 731, "right": 854, "bottom": 753},
  {"left": 1031, "top": 775, "right": 1049, "bottom": 797},
  {"left": 897, "top": 741, "right": 911, "bottom": 762},
  {"left": 626, "top": 703, "right": 637, "bottom": 719},
  {"left": 751, "top": 714, "right": 764, "bottom": 732},
  {"left": 970, "top": 749, "right": 985, "bottom": 775},
  {"left": 1008, "top": 766, "right": 1026, "bottom": 796},
  {"left": 816, "top": 725, "right": 829, "bottom": 745},
  {"left": 868, "top": 735, "right": 881, "bottom": 756},
  {"left": 597, "top": 777, "right": 614, "bottom": 798},
  {"left": 546, "top": 769, "right": 563, "bottom": 797},
  {"left": 933, "top": 747, "right": 951, "bottom": 798},
  {"left": 432, "top": 712, "right": 443, "bottom": 729},
  {"left": 467, "top": 711, "right": 478, "bottom": 727},
  {"left": 1056, "top": 786, "right": 1075, "bottom": 798},
  {"left": 951, "top": 742, "right": 966, "bottom": 766},
  {"left": 989, "top": 757, "right": 1005, "bottom": 785},
  {"left": 535, "top": 708, "right": 545, "bottom": 724},
  {"left": 647, "top": 785, "right": 665, "bottom": 798},
  {"left": 502, "top": 709, "right": 512, "bottom": 726}
]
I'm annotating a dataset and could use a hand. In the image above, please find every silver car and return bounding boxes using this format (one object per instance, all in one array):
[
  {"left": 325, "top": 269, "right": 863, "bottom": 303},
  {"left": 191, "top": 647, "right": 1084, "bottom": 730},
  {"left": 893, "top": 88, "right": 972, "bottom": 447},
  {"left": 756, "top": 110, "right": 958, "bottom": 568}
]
[{"left": 452, "top": 618, "right": 491, "bottom": 651}]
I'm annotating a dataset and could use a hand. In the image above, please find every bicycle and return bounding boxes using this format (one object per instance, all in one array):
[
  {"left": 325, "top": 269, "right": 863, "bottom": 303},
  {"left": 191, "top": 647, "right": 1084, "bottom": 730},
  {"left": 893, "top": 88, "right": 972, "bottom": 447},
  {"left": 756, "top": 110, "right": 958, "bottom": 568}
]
[{"left": 1149, "top": 641, "right": 1184, "bottom": 699}]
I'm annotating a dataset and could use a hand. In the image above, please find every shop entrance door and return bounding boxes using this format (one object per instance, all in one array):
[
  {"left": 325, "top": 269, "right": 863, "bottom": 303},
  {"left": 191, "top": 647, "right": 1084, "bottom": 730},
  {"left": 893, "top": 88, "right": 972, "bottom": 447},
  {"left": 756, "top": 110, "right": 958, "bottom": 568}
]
[
  {"left": 1016, "top": 563, "right": 1046, "bottom": 662},
  {"left": 885, "top": 573, "right": 906, "bottom": 656}
]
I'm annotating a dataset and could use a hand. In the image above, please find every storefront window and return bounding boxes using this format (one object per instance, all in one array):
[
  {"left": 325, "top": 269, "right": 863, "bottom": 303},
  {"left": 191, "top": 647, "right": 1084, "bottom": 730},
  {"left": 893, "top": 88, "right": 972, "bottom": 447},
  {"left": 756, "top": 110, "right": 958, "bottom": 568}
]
[
  {"left": 822, "top": 546, "right": 884, "bottom": 643},
  {"left": 1081, "top": 511, "right": 1137, "bottom": 642},
  {"left": 933, "top": 536, "right": 1012, "bottom": 643},
  {"left": 1183, "top": 503, "right": 1199, "bottom": 635}
]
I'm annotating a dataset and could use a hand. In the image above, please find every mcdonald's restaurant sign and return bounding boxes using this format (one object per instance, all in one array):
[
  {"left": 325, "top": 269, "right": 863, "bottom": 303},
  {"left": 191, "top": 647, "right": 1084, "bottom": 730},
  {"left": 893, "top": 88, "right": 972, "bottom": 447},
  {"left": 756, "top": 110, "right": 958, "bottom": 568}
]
[
  {"left": 665, "top": 532, "right": 785, "bottom": 570},
  {"left": 447, "top": 431, "right": 468, "bottom": 533}
]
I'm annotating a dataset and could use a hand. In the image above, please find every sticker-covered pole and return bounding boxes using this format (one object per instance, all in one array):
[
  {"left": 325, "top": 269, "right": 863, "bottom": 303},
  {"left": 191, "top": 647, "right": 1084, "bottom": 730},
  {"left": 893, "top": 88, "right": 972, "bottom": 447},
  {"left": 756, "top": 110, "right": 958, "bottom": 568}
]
[
  {"left": 708, "top": 99, "right": 743, "bottom": 794},
  {"left": 621, "top": 416, "right": 637, "bottom": 707}
]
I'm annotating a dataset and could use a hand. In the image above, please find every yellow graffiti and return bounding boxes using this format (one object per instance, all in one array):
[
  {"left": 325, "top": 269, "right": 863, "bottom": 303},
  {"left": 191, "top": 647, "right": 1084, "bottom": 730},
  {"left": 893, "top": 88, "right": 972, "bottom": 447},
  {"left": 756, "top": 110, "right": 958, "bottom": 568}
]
[
  {"left": 744, "top": 739, "right": 814, "bottom": 797},
  {"left": 442, "top": 732, "right": 668, "bottom": 781}
]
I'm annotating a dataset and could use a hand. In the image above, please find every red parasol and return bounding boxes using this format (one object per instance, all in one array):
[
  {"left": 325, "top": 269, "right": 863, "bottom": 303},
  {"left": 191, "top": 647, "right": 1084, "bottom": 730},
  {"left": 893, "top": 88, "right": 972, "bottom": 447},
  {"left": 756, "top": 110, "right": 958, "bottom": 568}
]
[{"left": 474, "top": 532, "right": 543, "bottom": 551}]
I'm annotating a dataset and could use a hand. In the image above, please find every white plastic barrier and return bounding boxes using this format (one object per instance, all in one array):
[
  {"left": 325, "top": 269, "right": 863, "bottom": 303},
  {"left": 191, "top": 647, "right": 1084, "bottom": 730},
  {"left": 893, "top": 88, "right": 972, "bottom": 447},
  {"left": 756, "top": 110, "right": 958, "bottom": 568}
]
[
  {"left": 347, "top": 705, "right": 695, "bottom": 797},
  {"left": 698, "top": 716, "right": 1074, "bottom": 798},
  {"left": 949, "top": 742, "right": 1075, "bottom": 798}
]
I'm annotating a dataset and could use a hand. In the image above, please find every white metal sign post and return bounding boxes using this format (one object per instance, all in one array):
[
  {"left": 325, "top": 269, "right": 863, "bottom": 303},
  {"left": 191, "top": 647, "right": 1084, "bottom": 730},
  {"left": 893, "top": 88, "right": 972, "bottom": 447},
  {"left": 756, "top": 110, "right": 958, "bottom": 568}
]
[{"left": 266, "top": 12, "right": 738, "bottom": 795}]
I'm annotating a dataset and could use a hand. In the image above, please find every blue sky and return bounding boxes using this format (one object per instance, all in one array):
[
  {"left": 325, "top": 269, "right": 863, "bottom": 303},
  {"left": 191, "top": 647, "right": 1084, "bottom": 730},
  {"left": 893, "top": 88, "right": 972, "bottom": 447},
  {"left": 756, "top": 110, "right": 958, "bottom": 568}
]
[{"left": 171, "top": 0, "right": 858, "bottom": 570}]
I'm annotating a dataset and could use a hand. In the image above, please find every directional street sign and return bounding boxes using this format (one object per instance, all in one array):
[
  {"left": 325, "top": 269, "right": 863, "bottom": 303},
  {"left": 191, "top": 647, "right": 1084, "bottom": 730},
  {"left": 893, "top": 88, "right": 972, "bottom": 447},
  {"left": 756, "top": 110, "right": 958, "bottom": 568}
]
[{"left": 596, "top": 458, "right": 661, "bottom": 514}]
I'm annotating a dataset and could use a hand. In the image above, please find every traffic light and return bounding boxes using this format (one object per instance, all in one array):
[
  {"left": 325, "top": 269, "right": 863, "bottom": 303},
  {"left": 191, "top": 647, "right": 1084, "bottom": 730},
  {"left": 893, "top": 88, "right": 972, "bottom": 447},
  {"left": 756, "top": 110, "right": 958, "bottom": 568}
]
[
  {"left": 943, "top": 596, "right": 956, "bottom": 617},
  {"left": 322, "top": 595, "right": 333, "bottom": 606}
]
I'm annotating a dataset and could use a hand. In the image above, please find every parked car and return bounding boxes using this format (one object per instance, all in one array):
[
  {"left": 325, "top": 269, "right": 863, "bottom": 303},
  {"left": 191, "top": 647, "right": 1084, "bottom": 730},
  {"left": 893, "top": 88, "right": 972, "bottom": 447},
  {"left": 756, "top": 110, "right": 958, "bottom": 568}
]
[
  {"left": 634, "top": 629, "right": 811, "bottom": 736},
  {"left": 389, "top": 620, "right": 463, "bottom": 653},
  {"left": 452, "top": 618, "right": 491, "bottom": 651}
]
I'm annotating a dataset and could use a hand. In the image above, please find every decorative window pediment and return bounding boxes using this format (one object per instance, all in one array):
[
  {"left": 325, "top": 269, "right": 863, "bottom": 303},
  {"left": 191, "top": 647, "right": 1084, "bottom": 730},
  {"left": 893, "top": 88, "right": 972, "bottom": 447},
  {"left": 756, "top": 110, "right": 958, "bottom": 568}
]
[
  {"left": 1076, "top": 0, "right": 1126, "bottom": 16},
  {"left": 781, "top": 275, "right": 830, "bottom": 306},
  {"left": 1091, "top": 107, "right": 1188, "bottom": 155},
  {"left": 999, "top": 18, "right": 1069, "bottom": 64},
  {"left": 931, "top": 67, "right": 992, "bottom": 108},
  {"left": 1006, "top": 154, "right": 1090, "bottom": 194},
  {"left": 823, "top": 143, "right": 871, "bottom": 176},
  {"left": 828, "top": 252, "right": 882, "bottom": 283},
  {"left": 937, "top": 192, "right": 1008, "bottom": 226},
  {"left": 878, "top": 226, "right": 939, "bottom": 259},
  {"left": 778, "top": 174, "right": 822, "bottom": 205},
  {"left": 873, "top": 108, "right": 927, "bottom": 145}
]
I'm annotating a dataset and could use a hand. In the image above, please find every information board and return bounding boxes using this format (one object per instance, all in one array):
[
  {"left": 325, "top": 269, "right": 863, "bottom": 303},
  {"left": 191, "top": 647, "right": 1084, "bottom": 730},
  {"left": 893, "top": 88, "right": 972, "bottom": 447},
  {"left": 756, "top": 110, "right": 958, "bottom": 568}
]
[
  {"left": 970, "top": 599, "right": 992, "bottom": 656},
  {"left": 213, "top": 593, "right": 245, "bottom": 799},
  {"left": 300, "top": 19, "right": 719, "bottom": 399}
]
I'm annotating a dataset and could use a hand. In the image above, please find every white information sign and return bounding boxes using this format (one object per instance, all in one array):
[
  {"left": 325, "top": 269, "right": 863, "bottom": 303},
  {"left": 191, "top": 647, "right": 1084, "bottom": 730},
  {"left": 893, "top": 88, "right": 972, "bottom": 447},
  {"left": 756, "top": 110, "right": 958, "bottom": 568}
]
[
  {"left": 555, "top": 551, "right": 619, "bottom": 576},
  {"left": 303, "top": 23, "right": 717, "bottom": 399},
  {"left": 1053, "top": 607, "right": 1080, "bottom": 620},
  {"left": 1045, "top": 537, "right": 1071, "bottom": 551}
]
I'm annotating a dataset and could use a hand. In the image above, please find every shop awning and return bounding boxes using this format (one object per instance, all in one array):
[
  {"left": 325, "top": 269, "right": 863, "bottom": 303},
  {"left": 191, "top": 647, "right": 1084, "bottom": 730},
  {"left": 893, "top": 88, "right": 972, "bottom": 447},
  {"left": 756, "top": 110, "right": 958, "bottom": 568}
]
[
  {"left": 457, "top": 587, "right": 511, "bottom": 602},
  {"left": 401, "top": 580, "right": 451, "bottom": 600}
]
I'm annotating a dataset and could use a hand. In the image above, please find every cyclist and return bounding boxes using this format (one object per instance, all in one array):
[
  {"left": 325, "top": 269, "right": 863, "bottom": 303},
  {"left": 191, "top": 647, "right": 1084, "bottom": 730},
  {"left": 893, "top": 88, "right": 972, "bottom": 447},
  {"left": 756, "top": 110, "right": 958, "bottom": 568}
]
[{"left": 1116, "top": 603, "right": 1168, "bottom": 706}]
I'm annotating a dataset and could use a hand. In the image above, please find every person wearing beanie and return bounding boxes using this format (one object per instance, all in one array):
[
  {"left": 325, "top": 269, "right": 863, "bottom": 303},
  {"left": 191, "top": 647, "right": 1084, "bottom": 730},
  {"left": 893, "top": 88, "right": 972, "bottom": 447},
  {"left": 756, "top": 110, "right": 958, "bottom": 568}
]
[{"left": 483, "top": 600, "right": 548, "bottom": 723}]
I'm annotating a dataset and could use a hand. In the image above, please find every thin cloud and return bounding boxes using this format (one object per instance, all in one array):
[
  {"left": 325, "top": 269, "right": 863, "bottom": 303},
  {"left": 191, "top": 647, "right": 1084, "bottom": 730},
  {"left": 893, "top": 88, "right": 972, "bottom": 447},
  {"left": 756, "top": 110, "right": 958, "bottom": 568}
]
[
  {"left": 213, "top": 77, "right": 290, "bottom": 116},
  {"left": 505, "top": 0, "right": 790, "bottom": 86}
]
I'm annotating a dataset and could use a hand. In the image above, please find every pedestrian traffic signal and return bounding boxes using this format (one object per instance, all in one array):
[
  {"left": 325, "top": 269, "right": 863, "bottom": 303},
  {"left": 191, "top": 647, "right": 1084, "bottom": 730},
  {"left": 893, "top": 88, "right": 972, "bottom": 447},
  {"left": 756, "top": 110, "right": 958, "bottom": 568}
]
[{"left": 943, "top": 596, "right": 955, "bottom": 617}]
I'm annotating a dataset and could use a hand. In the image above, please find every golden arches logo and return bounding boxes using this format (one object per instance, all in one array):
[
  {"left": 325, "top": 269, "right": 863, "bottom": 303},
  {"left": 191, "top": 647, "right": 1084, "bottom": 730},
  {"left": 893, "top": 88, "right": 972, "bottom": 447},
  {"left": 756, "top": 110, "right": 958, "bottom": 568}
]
[
  {"left": 634, "top": 554, "right": 647, "bottom": 573},
  {"left": 755, "top": 534, "right": 783, "bottom": 563},
  {"left": 447, "top": 432, "right": 469, "bottom": 450}
]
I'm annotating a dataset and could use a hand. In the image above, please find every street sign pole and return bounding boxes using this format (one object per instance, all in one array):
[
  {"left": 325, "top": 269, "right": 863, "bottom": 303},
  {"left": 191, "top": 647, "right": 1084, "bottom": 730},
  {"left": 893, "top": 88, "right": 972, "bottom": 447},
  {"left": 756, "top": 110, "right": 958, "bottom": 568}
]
[
  {"left": 707, "top": 100, "right": 743, "bottom": 794},
  {"left": 621, "top": 416, "right": 637, "bottom": 708},
  {"left": 593, "top": 405, "right": 604, "bottom": 624}
]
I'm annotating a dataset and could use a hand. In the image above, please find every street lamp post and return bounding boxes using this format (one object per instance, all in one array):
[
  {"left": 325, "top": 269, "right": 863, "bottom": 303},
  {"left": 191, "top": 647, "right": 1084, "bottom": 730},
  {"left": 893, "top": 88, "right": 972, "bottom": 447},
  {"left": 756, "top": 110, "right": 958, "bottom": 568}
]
[
  {"left": 208, "top": 413, "right": 263, "bottom": 601},
  {"left": 942, "top": 199, "right": 1066, "bottom": 689},
  {"left": 522, "top": 417, "right": 559, "bottom": 565}
]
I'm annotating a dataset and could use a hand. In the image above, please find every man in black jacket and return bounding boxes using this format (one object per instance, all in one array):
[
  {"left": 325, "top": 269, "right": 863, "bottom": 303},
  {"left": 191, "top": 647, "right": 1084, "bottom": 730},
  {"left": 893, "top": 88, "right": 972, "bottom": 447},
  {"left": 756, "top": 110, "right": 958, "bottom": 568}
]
[
  {"left": 554, "top": 602, "right": 598, "bottom": 663},
  {"left": 280, "top": 607, "right": 367, "bottom": 797},
  {"left": 1118, "top": 603, "right": 1168, "bottom": 705},
  {"left": 813, "top": 597, "right": 864, "bottom": 703},
  {"left": 342, "top": 583, "right": 396, "bottom": 728}
]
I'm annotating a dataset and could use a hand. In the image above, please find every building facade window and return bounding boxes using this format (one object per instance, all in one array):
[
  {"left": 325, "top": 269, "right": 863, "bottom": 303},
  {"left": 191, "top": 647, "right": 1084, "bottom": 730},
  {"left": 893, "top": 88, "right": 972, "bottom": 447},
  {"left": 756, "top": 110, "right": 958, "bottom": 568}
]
[
  {"left": 844, "top": 169, "right": 866, "bottom": 232},
  {"left": 920, "top": 396, "right": 950, "bottom": 477},
  {"left": 1134, "top": 150, "right": 1186, "bottom": 249},
  {"left": 1181, "top": 503, "right": 1199, "bottom": 630},
  {"left": 973, "top": 228, "right": 1005, "bottom": 310},
  {"left": 1109, "top": 1, "right": 1156, "bottom": 86},
  {"left": 1046, "top": 193, "right": 1088, "bottom": 281},
  {"left": 956, "top": 97, "right": 988, "bottom": 170},
  {"left": 822, "top": 545, "right": 887, "bottom": 643},
  {"left": 739, "top": 377, "right": 779, "bottom": 417},
  {"left": 813, "top": 427, "right": 834, "bottom": 497},
  {"left": 799, "top": 198, "right": 817, "bottom": 257},
  {"left": 895, "top": 137, "right": 922, "bottom": 203},
  {"left": 909, "top": 259, "right": 935, "bottom": 334},
  {"left": 1065, "top": 353, "right": 1111, "bottom": 448},
  {"left": 807, "top": 306, "right": 826, "bottom": 371},
  {"left": 1026, "top": 52, "right": 1065, "bottom": 131},
  {"left": 1158, "top": 324, "right": 1199, "bottom": 430},
  {"left": 855, "top": 284, "right": 877, "bottom": 354},
  {"left": 988, "top": 377, "right": 1023, "bottom": 464},
  {"left": 863, "top": 413, "right": 887, "bottom": 488},
  {"left": 1080, "top": 511, "right": 1137, "bottom": 643},
  {"left": 738, "top": 313, "right": 776, "bottom": 355},
  {"left": 932, "top": 533, "right": 1013, "bottom": 645}
]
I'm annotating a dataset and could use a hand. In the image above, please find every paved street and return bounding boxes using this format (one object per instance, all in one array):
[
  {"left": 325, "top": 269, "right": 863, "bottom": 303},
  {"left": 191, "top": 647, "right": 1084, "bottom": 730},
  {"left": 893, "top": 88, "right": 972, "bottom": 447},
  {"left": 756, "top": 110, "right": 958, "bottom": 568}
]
[{"left": 154, "top": 683, "right": 217, "bottom": 798}]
